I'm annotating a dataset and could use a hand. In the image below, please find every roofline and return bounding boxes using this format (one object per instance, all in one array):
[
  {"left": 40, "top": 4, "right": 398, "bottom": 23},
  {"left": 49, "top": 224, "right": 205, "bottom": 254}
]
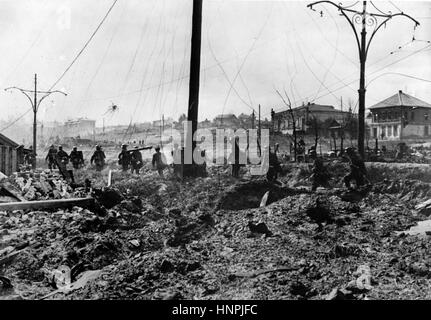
[
  {"left": 274, "top": 107, "right": 353, "bottom": 115},
  {"left": 369, "top": 90, "right": 431, "bottom": 109},
  {"left": 368, "top": 105, "right": 431, "bottom": 110},
  {"left": 0, "top": 132, "right": 19, "bottom": 147}
]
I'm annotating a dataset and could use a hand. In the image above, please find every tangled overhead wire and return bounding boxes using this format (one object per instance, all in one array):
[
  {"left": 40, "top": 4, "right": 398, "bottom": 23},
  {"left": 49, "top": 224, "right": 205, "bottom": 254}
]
[{"left": 104, "top": 102, "right": 119, "bottom": 116}]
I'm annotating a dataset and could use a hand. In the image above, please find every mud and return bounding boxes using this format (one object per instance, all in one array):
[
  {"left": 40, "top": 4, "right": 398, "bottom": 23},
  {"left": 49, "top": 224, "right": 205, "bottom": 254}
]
[{"left": 1, "top": 161, "right": 431, "bottom": 300}]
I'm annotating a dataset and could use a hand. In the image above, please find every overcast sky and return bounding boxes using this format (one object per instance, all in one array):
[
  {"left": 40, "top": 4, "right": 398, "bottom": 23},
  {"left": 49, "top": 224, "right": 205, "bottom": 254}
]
[{"left": 0, "top": 0, "right": 430, "bottom": 128}]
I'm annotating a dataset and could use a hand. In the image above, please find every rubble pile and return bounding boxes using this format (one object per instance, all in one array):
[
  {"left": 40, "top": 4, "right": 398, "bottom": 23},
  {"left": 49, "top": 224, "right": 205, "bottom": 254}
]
[
  {"left": 0, "top": 169, "right": 87, "bottom": 202},
  {"left": 1, "top": 163, "right": 431, "bottom": 300}
]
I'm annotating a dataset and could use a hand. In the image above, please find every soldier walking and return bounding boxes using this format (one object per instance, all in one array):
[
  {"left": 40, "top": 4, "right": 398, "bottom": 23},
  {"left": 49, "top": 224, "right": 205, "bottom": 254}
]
[
  {"left": 45, "top": 145, "right": 58, "bottom": 170},
  {"left": 24, "top": 146, "right": 36, "bottom": 169},
  {"left": 152, "top": 146, "right": 167, "bottom": 177},
  {"left": 118, "top": 144, "right": 132, "bottom": 172},
  {"left": 90, "top": 145, "right": 106, "bottom": 172},
  {"left": 70, "top": 146, "right": 84, "bottom": 169},
  {"left": 130, "top": 146, "right": 143, "bottom": 174},
  {"left": 343, "top": 147, "right": 368, "bottom": 190},
  {"left": 310, "top": 150, "right": 331, "bottom": 191}
]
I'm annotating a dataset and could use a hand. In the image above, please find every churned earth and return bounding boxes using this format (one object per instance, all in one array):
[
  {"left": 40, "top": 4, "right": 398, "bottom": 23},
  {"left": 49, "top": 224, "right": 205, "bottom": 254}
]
[{"left": 1, "top": 161, "right": 431, "bottom": 300}]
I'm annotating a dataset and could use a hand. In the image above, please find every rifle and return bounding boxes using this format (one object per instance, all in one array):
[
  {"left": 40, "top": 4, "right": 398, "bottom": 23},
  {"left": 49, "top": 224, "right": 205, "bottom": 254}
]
[{"left": 124, "top": 146, "right": 153, "bottom": 153}]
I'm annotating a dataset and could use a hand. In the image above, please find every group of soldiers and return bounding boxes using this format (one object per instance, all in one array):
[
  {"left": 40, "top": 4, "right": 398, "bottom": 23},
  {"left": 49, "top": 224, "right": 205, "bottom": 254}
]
[
  {"left": 228, "top": 138, "right": 369, "bottom": 191},
  {"left": 117, "top": 144, "right": 171, "bottom": 177},
  {"left": 40, "top": 139, "right": 368, "bottom": 190},
  {"left": 45, "top": 144, "right": 106, "bottom": 172},
  {"left": 42, "top": 143, "right": 171, "bottom": 177},
  {"left": 310, "top": 146, "right": 369, "bottom": 191},
  {"left": 118, "top": 144, "right": 149, "bottom": 174},
  {"left": 45, "top": 145, "right": 85, "bottom": 170}
]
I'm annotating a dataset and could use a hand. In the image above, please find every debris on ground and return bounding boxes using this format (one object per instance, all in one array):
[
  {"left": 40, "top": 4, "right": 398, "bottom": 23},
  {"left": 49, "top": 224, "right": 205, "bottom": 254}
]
[{"left": 1, "top": 161, "right": 431, "bottom": 300}]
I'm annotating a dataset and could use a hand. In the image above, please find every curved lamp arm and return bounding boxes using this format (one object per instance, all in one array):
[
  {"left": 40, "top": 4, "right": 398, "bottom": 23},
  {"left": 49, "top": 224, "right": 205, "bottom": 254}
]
[
  {"left": 36, "top": 90, "right": 67, "bottom": 111},
  {"left": 365, "top": 13, "right": 419, "bottom": 59},
  {"left": 308, "top": 1, "right": 361, "bottom": 59},
  {"left": 4, "top": 87, "right": 35, "bottom": 111}
]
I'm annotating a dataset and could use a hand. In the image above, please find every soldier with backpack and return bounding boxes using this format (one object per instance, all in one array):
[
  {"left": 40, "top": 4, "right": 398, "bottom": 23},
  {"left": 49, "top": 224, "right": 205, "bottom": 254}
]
[{"left": 91, "top": 145, "right": 106, "bottom": 172}]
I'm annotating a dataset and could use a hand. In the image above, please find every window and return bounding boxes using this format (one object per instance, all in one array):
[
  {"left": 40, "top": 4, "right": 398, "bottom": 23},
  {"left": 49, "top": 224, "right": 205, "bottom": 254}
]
[
  {"left": 387, "top": 126, "right": 392, "bottom": 137},
  {"left": 411, "top": 112, "right": 415, "bottom": 121},
  {"left": 381, "top": 126, "right": 386, "bottom": 139},
  {"left": 388, "top": 112, "right": 392, "bottom": 120},
  {"left": 373, "top": 113, "right": 378, "bottom": 122},
  {"left": 393, "top": 125, "right": 398, "bottom": 137},
  {"left": 425, "top": 113, "right": 429, "bottom": 121},
  {"left": 373, "top": 128, "right": 377, "bottom": 138}
]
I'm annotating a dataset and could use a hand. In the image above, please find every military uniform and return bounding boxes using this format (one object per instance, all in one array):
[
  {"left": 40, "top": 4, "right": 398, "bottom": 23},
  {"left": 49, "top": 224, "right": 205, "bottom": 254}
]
[
  {"left": 91, "top": 147, "right": 106, "bottom": 171},
  {"left": 45, "top": 146, "right": 58, "bottom": 169},
  {"left": 152, "top": 148, "right": 167, "bottom": 177},
  {"left": 344, "top": 150, "right": 367, "bottom": 189},
  {"left": 130, "top": 148, "right": 143, "bottom": 174},
  {"left": 266, "top": 150, "right": 282, "bottom": 182},
  {"left": 24, "top": 147, "right": 35, "bottom": 168},
  {"left": 118, "top": 145, "right": 132, "bottom": 172},
  {"left": 311, "top": 156, "right": 330, "bottom": 191},
  {"left": 70, "top": 148, "right": 84, "bottom": 169}
]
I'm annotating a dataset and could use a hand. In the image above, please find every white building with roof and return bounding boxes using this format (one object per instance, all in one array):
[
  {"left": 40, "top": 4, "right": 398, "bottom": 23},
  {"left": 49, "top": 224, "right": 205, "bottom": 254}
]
[{"left": 368, "top": 90, "right": 431, "bottom": 140}]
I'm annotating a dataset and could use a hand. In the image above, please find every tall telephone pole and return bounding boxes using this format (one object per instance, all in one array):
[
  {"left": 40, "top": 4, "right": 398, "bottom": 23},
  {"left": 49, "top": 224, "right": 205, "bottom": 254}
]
[
  {"left": 307, "top": 1, "right": 419, "bottom": 158},
  {"left": 251, "top": 110, "right": 255, "bottom": 129},
  {"left": 184, "top": 0, "right": 203, "bottom": 177},
  {"left": 5, "top": 74, "right": 67, "bottom": 169},
  {"left": 258, "top": 104, "right": 261, "bottom": 140}
]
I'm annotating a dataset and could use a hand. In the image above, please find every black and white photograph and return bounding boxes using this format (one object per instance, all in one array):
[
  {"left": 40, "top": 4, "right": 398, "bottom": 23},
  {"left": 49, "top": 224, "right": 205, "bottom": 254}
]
[{"left": 0, "top": 0, "right": 431, "bottom": 308}]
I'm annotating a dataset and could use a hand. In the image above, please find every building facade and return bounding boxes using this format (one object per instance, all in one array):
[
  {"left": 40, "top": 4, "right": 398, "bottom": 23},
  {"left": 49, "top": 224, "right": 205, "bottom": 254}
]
[
  {"left": 272, "top": 102, "right": 352, "bottom": 135},
  {"left": 213, "top": 114, "right": 241, "bottom": 128},
  {"left": 0, "top": 133, "right": 19, "bottom": 175},
  {"left": 63, "top": 118, "right": 96, "bottom": 138},
  {"left": 368, "top": 90, "right": 431, "bottom": 140}
]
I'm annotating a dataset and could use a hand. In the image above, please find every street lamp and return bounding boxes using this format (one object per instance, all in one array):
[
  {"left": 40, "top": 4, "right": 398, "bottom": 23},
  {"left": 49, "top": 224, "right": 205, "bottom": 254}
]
[
  {"left": 307, "top": 1, "right": 419, "bottom": 158},
  {"left": 5, "top": 74, "right": 67, "bottom": 169}
]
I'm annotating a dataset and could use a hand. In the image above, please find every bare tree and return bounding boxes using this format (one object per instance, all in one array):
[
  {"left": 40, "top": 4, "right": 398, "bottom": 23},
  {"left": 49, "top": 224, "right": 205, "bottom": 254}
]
[
  {"left": 275, "top": 89, "right": 297, "bottom": 162},
  {"left": 306, "top": 112, "right": 320, "bottom": 152}
]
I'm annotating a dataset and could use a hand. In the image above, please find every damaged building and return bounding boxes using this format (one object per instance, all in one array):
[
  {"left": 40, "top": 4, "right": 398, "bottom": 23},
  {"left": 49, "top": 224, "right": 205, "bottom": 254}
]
[
  {"left": 368, "top": 90, "right": 431, "bottom": 140},
  {"left": 272, "top": 102, "right": 353, "bottom": 135}
]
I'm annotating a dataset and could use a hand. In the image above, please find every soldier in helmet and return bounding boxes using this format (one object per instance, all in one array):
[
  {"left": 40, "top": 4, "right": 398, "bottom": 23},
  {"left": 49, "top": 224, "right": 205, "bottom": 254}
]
[
  {"left": 310, "top": 150, "right": 331, "bottom": 191},
  {"left": 130, "top": 146, "right": 143, "bottom": 174},
  {"left": 118, "top": 144, "right": 132, "bottom": 172},
  {"left": 45, "top": 144, "right": 58, "bottom": 170},
  {"left": 24, "top": 146, "right": 36, "bottom": 169},
  {"left": 57, "top": 146, "right": 69, "bottom": 164},
  {"left": 91, "top": 145, "right": 106, "bottom": 171},
  {"left": 266, "top": 146, "right": 282, "bottom": 183},
  {"left": 343, "top": 147, "right": 368, "bottom": 190},
  {"left": 70, "top": 146, "right": 84, "bottom": 169},
  {"left": 56, "top": 146, "right": 73, "bottom": 181},
  {"left": 152, "top": 146, "right": 167, "bottom": 177}
]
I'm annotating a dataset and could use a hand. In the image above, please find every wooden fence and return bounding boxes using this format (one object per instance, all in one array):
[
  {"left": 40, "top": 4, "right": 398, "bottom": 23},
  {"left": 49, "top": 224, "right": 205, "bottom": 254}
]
[{"left": 0, "top": 145, "right": 17, "bottom": 176}]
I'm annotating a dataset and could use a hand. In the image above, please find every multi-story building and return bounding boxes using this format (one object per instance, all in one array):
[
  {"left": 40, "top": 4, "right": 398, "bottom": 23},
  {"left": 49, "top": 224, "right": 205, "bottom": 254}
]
[
  {"left": 213, "top": 114, "right": 241, "bottom": 128},
  {"left": 63, "top": 118, "right": 96, "bottom": 139},
  {"left": 272, "top": 102, "right": 352, "bottom": 135},
  {"left": 368, "top": 90, "right": 431, "bottom": 140}
]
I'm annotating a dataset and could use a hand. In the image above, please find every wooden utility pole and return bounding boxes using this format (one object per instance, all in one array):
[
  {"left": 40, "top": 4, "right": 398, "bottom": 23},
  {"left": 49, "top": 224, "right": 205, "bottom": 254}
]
[
  {"left": 251, "top": 110, "right": 255, "bottom": 129},
  {"left": 33, "top": 74, "right": 37, "bottom": 165},
  {"left": 184, "top": 0, "right": 203, "bottom": 177},
  {"left": 258, "top": 104, "right": 261, "bottom": 140},
  {"left": 5, "top": 74, "right": 67, "bottom": 169},
  {"left": 307, "top": 1, "right": 419, "bottom": 158}
]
